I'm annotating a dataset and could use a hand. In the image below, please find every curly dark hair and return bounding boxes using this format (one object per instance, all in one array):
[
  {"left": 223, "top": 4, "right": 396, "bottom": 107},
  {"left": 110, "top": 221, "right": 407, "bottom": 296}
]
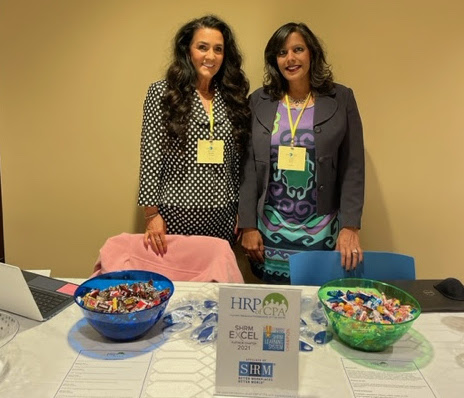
[
  {"left": 263, "top": 22, "right": 334, "bottom": 100},
  {"left": 162, "top": 15, "right": 250, "bottom": 155}
]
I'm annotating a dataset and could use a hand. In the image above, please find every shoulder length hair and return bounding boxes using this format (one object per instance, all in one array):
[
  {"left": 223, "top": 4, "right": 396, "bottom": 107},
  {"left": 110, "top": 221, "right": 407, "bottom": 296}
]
[
  {"left": 162, "top": 15, "right": 250, "bottom": 154},
  {"left": 263, "top": 22, "right": 334, "bottom": 100}
]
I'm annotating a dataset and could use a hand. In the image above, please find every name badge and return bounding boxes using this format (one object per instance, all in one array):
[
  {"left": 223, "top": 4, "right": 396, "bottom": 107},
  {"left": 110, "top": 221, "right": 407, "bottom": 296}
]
[
  {"left": 197, "top": 139, "right": 224, "bottom": 164},
  {"left": 277, "top": 146, "right": 305, "bottom": 171}
]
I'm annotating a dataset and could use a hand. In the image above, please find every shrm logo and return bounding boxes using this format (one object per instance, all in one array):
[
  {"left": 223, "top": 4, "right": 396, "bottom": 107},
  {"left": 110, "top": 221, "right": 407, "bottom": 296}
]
[
  {"left": 231, "top": 293, "right": 289, "bottom": 318},
  {"left": 239, "top": 361, "right": 274, "bottom": 378}
]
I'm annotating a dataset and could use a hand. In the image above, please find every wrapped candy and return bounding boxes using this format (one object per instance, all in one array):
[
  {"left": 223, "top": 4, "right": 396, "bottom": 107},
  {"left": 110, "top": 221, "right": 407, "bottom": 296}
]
[
  {"left": 77, "top": 280, "right": 171, "bottom": 313},
  {"left": 325, "top": 289, "right": 417, "bottom": 324}
]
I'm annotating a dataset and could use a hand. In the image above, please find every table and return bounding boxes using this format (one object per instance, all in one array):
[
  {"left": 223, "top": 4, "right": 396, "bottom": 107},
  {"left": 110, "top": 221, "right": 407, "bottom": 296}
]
[{"left": 0, "top": 281, "right": 463, "bottom": 397}]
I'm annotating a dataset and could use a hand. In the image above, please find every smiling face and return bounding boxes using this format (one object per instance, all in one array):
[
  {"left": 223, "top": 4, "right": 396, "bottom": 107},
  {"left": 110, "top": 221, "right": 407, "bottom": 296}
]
[
  {"left": 189, "top": 27, "right": 224, "bottom": 88},
  {"left": 276, "top": 32, "right": 311, "bottom": 88}
]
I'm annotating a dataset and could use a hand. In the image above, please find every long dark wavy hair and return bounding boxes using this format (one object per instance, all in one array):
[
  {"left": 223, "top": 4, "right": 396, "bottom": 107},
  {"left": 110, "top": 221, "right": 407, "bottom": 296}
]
[
  {"left": 162, "top": 15, "right": 250, "bottom": 155},
  {"left": 263, "top": 22, "right": 334, "bottom": 100}
]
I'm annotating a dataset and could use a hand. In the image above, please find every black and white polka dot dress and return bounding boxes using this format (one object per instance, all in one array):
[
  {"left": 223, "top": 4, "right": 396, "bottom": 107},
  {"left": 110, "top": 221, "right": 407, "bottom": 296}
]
[{"left": 137, "top": 80, "right": 239, "bottom": 244}]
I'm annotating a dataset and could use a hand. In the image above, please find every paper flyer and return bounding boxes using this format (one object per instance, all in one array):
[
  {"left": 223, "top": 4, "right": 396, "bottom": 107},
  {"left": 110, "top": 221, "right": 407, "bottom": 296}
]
[
  {"left": 342, "top": 358, "right": 438, "bottom": 398},
  {"left": 54, "top": 350, "right": 153, "bottom": 398},
  {"left": 215, "top": 286, "right": 301, "bottom": 398}
]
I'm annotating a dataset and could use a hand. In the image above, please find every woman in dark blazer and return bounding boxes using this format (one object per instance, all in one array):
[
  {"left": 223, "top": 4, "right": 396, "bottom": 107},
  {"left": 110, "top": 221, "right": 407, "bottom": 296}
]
[{"left": 239, "top": 22, "right": 365, "bottom": 284}]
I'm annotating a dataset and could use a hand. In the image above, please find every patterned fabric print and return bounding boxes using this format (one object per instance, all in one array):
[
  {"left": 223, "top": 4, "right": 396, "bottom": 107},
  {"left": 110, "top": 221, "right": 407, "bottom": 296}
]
[
  {"left": 254, "top": 102, "right": 338, "bottom": 284},
  {"left": 160, "top": 202, "right": 237, "bottom": 246},
  {"left": 138, "top": 80, "right": 239, "bottom": 244}
]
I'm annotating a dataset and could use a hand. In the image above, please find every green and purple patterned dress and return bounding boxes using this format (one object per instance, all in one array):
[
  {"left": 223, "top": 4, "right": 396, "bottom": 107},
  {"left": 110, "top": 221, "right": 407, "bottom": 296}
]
[{"left": 252, "top": 101, "right": 339, "bottom": 283}]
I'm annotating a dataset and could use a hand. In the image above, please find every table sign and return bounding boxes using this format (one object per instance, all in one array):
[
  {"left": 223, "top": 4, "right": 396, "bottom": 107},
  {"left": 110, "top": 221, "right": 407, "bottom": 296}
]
[{"left": 215, "top": 286, "right": 301, "bottom": 398}]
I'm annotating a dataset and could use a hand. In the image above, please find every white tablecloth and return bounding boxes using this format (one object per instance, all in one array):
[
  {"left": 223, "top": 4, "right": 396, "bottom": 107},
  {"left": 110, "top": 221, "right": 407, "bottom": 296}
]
[{"left": 0, "top": 281, "right": 463, "bottom": 398}]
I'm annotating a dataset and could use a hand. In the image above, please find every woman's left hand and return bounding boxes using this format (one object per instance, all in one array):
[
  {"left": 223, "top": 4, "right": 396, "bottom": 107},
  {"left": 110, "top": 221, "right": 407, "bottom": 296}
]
[
  {"left": 144, "top": 215, "right": 167, "bottom": 255},
  {"left": 336, "top": 227, "right": 363, "bottom": 270}
]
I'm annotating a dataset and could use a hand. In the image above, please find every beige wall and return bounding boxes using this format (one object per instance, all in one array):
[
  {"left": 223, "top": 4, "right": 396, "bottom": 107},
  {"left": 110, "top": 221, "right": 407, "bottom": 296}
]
[{"left": 1, "top": 0, "right": 463, "bottom": 279}]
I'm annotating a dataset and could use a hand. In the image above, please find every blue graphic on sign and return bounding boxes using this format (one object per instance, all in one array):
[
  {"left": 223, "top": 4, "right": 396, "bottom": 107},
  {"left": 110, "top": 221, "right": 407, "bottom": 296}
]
[
  {"left": 263, "top": 330, "right": 285, "bottom": 351},
  {"left": 239, "top": 362, "right": 274, "bottom": 377}
]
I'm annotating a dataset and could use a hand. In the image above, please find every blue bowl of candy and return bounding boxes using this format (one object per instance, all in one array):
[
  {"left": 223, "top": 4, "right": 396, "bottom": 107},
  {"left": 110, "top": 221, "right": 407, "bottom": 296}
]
[
  {"left": 318, "top": 278, "right": 421, "bottom": 352},
  {"left": 74, "top": 270, "right": 174, "bottom": 341}
]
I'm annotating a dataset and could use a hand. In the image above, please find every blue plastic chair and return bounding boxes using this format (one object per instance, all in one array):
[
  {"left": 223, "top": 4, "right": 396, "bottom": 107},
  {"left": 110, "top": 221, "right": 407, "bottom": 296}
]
[{"left": 289, "top": 250, "right": 415, "bottom": 286}]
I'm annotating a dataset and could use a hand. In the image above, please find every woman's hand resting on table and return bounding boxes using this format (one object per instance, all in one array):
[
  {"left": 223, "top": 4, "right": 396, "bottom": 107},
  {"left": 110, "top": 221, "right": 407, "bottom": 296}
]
[
  {"left": 241, "top": 228, "right": 265, "bottom": 263},
  {"left": 144, "top": 215, "right": 167, "bottom": 255},
  {"left": 336, "top": 227, "right": 363, "bottom": 270}
]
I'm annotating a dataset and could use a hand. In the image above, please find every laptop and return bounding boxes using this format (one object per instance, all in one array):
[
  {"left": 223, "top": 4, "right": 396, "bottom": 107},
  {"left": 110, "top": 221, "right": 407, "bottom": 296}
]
[
  {"left": 386, "top": 279, "right": 464, "bottom": 313},
  {"left": 0, "top": 262, "right": 78, "bottom": 321}
]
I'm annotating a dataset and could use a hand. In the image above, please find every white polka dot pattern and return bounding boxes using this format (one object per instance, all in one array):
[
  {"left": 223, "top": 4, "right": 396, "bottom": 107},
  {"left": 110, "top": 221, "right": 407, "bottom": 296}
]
[{"left": 137, "top": 80, "right": 240, "bottom": 243}]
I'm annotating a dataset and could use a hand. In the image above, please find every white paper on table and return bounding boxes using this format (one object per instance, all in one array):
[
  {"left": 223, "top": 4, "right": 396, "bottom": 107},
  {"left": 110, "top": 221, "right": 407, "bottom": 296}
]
[
  {"left": 54, "top": 350, "right": 153, "bottom": 398},
  {"left": 341, "top": 358, "right": 437, "bottom": 398}
]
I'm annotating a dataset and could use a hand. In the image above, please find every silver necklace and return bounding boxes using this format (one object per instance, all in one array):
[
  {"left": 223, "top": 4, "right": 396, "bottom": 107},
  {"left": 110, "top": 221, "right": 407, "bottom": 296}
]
[{"left": 288, "top": 93, "right": 312, "bottom": 105}]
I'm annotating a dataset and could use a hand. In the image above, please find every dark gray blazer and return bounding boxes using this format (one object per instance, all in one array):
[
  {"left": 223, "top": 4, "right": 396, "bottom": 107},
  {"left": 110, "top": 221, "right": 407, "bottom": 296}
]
[{"left": 238, "top": 83, "right": 365, "bottom": 230}]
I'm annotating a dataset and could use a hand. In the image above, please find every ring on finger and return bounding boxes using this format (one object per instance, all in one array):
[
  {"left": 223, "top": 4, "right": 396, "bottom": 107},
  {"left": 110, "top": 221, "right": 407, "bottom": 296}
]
[{"left": 352, "top": 249, "right": 358, "bottom": 254}]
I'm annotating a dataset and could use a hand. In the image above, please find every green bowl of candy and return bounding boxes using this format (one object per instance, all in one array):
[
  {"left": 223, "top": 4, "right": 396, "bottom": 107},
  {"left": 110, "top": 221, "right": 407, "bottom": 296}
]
[{"left": 318, "top": 278, "right": 421, "bottom": 352}]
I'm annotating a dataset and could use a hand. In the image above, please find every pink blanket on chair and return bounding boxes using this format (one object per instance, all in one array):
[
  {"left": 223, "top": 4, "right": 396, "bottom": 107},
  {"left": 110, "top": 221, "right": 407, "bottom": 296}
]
[{"left": 92, "top": 233, "right": 244, "bottom": 283}]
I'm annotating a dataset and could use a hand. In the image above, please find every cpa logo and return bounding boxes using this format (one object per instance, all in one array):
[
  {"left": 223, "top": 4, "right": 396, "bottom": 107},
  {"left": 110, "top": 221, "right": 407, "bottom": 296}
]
[
  {"left": 256, "top": 293, "right": 289, "bottom": 317},
  {"left": 230, "top": 293, "right": 289, "bottom": 317}
]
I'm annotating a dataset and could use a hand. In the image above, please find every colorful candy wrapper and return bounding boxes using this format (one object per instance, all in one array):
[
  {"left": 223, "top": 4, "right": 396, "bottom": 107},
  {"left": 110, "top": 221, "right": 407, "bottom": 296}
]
[
  {"left": 324, "top": 289, "right": 416, "bottom": 324},
  {"left": 77, "top": 280, "right": 170, "bottom": 314}
]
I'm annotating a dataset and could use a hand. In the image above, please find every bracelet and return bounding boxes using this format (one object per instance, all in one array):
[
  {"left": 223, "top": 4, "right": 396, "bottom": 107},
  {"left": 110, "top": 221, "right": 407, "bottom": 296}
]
[{"left": 144, "top": 211, "right": 159, "bottom": 220}]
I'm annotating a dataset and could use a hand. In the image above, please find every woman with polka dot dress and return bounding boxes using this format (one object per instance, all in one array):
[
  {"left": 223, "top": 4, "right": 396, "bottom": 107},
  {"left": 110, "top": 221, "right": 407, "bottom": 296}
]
[{"left": 138, "top": 15, "right": 250, "bottom": 254}]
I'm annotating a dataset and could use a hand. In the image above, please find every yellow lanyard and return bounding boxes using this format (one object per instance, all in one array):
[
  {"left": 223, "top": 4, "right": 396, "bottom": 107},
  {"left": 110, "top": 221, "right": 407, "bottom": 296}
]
[
  {"left": 285, "top": 94, "right": 311, "bottom": 147},
  {"left": 208, "top": 99, "right": 214, "bottom": 141}
]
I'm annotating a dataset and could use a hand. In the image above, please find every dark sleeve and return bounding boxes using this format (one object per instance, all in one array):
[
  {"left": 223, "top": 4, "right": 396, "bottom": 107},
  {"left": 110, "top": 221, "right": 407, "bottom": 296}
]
[
  {"left": 238, "top": 94, "right": 259, "bottom": 228},
  {"left": 337, "top": 88, "right": 365, "bottom": 228},
  {"left": 137, "top": 82, "right": 165, "bottom": 207}
]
